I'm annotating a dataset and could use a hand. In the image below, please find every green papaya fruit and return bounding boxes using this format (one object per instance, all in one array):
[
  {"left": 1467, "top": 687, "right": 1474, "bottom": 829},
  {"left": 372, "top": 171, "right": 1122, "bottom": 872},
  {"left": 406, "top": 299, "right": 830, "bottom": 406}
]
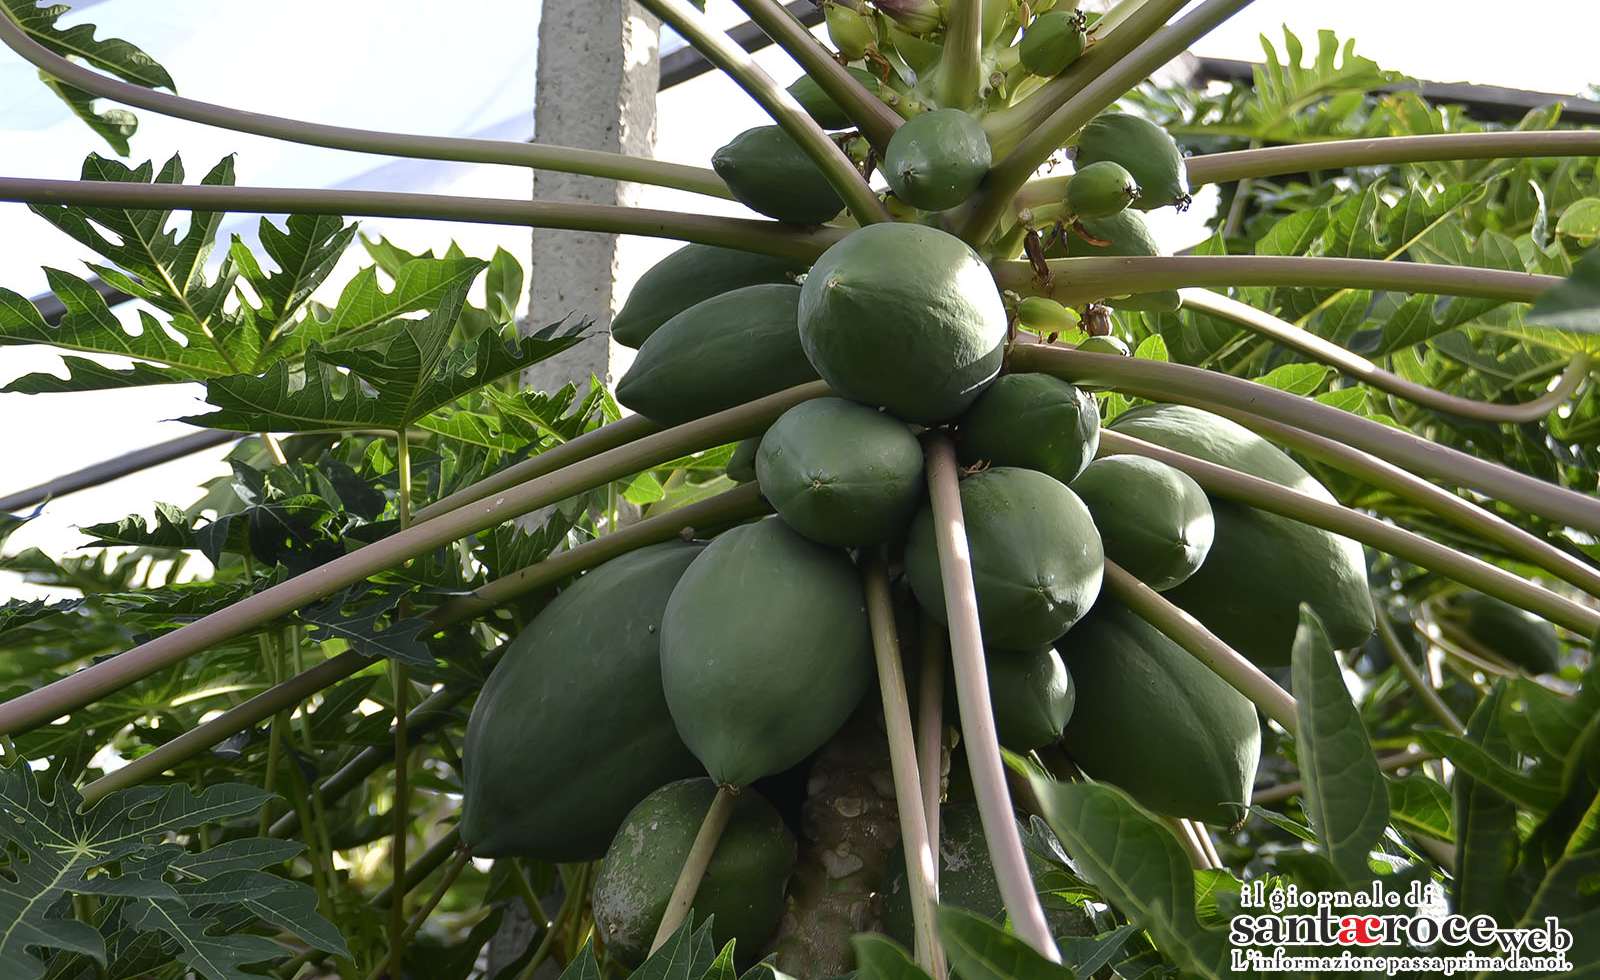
[
  {"left": 884, "top": 108, "right": 992, "bottom": 212},
  {"left": 756, "top": 397, "right": 925, "bottom": 547},
  {"left": 1072, "top": 111, "right": 1190, "bottom": 211},
  {"left": 1015, "top": 296, "right": 1079, "bottom": 334},
  {"left": 880, "top": 803, "right": 1092, "bottom": 948},
  {"left": 876, "top": 0, "right": 942, "bottom": 35},
  {"left": 1076, "top": 334, "right": 1129, "bottom": 355},
  {"left": 1057, "top": 209, "right": 1181, "bottom": 312},
  {"left": 661, "top": 518, "right": 874, "bottom": 786},
  {"left": 1109, "top": 404, "right": 1374, "bottom": 665},
  {"left": 615, "top": 284, "right": 818, "bottom": 425},
  {"left": 1071, "top": 454, "right": 1213, "bottom": 591},
  {"left": 613, "top": 244, "right": 805, "bottom": 349},
  {"left": 1019, "top": 10, "right": 1086, "bottom": 76},
  {"left": 593, "top": 778, "right": 797, "bottom": 967},
  {"left": 461, "top": 542, "right": 705, "bottom": 860},
  {"left": 1065, "top": 161, "right": 1139, "bottom": 220},
  {"left": 712, "top": 126, "right": 846, "bottom": 225},
  {"left": 986, "top": 645, "right": 1075, "bottom": 750},
  {"left": 798, "top": 223, "right": 1006, "bottom": 423},
  {"left": 726, "top": 437, "right": 760, "bottom": 483},
  {"left": 825, "top": 0, "right": 877, "bottom": 60},
  {"left": 956, "top": 373, "right": 1100, "bottom": 486},
  {"left": 1442, "top": 592, "right": 1563, "bottom": 675},
  {"left": 788, "top": 67, "right": 887, "bottom": 130},
  {"left": 904, "top": 467, "right": 1103, "bottom": 649},
  {"left": 1059, "top": 598, "right": 1261, "bottom": 825}
]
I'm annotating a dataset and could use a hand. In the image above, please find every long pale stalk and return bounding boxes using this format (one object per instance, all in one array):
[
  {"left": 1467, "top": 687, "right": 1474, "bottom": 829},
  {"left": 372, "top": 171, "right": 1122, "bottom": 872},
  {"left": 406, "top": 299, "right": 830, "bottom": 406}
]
[
  {"left": 923, "top": 435, "right": 1060, "bottom": 963},
  {"left": 1180, "top": 288, "right": 1591, "bottom": 424},
  {"left": 1097, "top": 430, "right": 1600, "bottom": 638},
  {"left": 1101, "top": 562, "right": 1298, "bottom": 733},
  {"left": 0, "top": 178, "right": 842, "bottom": 261},
  {"left": 917, "top": 619, "right": 947, "bottom": 862},
  {"left": 1008, "top": 346, "right": 1600, "bottom": 534},
  {"left": 961, "top": 0, "right": 1257, "bottom": 242},
  {"left": 863, "top": 559, "right": 945, "bottom": 978},
  {"left": 78, "top": 484, "right": 769, "bottom": 804},
  {"left": 1186, "top": 131, "right": 1600, "bottom": 187},
  {"left": 732, "top": 0, "right": 902, "bottom": 149},
  {"left": 0, "top": 384, "right": 828, "bottom": 738},
  {"left": 635, "top": 0, "right": 889, "bottom": 226},
  {"left": 0, "top": 9, "right": 730, "bottom": 200},
  {"left": 650, "top": 786, "right": 738, "bottom": 953},
  {"left": 992, "top": 255, "right": 1561, "bottom": 306},
  {"left": 935, "top": 0, "right": 985, "bottom": 111},
  {"left": 1375, "top": 613, "right": 1465, "bottom": 735}
]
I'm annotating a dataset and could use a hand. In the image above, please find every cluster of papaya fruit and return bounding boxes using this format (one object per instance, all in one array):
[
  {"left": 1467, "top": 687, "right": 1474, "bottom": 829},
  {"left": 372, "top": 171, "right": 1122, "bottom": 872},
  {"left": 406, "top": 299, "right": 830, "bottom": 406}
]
[{"left": 455, "top": 0, "right": 1384, "bottom": 971}]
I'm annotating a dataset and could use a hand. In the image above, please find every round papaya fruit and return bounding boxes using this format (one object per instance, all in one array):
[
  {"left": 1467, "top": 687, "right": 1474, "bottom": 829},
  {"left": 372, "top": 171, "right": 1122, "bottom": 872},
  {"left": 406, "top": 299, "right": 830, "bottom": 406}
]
[
  {"left": 661, "top": 518, "right": 874, "bottom": 786},
  {"left": 1059, "top": 598, "right": 1261, "bottom": 825},
  {"left": 1076, "top": 334, "right": 1130, "bottom": 356},
  {"left": 904, "top": 467, "right": 1103, "bottom": 649},
  {"left": 1442, "top": 592, "right": 1562, "bottom": 675},
  {"left": 726, "top": 438, "right": 760, "bottom": 483},
  {"left": 613, "top": 244, "right": 805, "bottom": 349},
  {"left": 593, "top": 778, "right": 797, "bottom": 967},
  {"left": 787, "top": 66, "right": 885, "bottom": 130},
  {"left": 956, "top": 373, "right": 1100, "bottom": 486},
  {"left": 1065, "top": 161, "right": 1140, "bottom": 220},
  {"left": 883, "top": 108, "right": 992, "bottom": 212},
  {"left": 985, "top": 645, "right": 1075, "bottom": 750},
  {"left": 798, "top": 223, "right": 1006, "bottom": 423},
  {"left": 1072, "top": 111, "right": 1190, "bottom": 211},
  {"left": 755, "top": 398, "right": 924, "bottom": 548},
  {"left": 1109, "top": 404, "right": 1374, "bottom": 665},
  {"left": 1055, "top": 210, "right": 1181, "bottom": 312},
  {"left": 1070, "top": 454, "right": 1213, "bottom": 591},
  {"left": 615, "top": 283, "right": 818, "bottom": 425},
  {"left": 712, "top": 126, "right": 846, "bottom": 225},
  {"left": 824, "top": 0, "right": 877, "bottom": 60},
  {"left": 1015, "top": 296, "right": 1079, "bottom": 335},
  {"left": 1019, "top": 10, "right": 1086, "bottom": 76},
  {"left": 461, "top": 542, "right": 705, "bottom": 861}
]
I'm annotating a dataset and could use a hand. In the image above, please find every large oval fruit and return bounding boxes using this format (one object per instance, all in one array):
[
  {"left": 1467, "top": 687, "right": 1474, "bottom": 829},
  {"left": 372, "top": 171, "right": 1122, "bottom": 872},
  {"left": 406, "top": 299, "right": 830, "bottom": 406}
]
[
  {"left": 904, "top": 467, "right": 1103, "bottom": 649},
  {"left": 1073, "top": 111, "right": 1190, "bottom": 211},
  {"left": 613, "top": 245, "right": 805, "bottom": 349},
  {"left": 798, "top": 223, "right": 1006, "bottom": 423},
  {"left": 615, "top": 284, "right": 817, "bottom": 425},
  {"left": 1109, "top": 404, "right": 1374, "bottom": 665},
  {"left": 1071, "top": 454, "right": 1213, "bottom": 591},
  {"left": 1065, "top": 161, "right": 1139, "bottom": 220},
  {"left": 661, "top": 518, "right": 874, "bottom": 786},
  {"left": 1018, "top": 10, "right": 1086, "bottom": 76},
  {"left": 756, "top": 398, "right": 924, "bottom": 548},
  {"left": 986, "top": 646, "right": 1075, "bottom": 750},
  {"left": 788, "top": 66, "right": 886, "bottom": 130},
  {"left": 1443, "top": 592, "right": 1562, "bottom": 676},
  {"left": 1059, "top": 598, "right": 1261, "bottom": 825},
  {"left": 712, "top": 126, "right": 845, "bottom": 225},
  {"left": 824, "top": 0, "right": 876, "bottom": 60},
  {"left": 884, "top": 109, "right": 992, "bottom": 212},
  {"left": 593, "top": 778, "right": 796, "bottom": 967},
  {"left": 461, "top": 542, "right": 705, "bottom": 860},
  {"left": 1056, "top": 210, "right": 1181, "bottom": 312},
  {"left": 956, "top": 373, "right": 1099, "bottom": 486}
]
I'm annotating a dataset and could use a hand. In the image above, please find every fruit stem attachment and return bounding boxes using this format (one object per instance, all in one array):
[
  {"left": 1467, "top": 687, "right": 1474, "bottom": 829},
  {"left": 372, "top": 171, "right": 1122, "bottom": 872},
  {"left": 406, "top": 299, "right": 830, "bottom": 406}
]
[
  {"left": 935, "top": 0, "right": 985, "bottom": 110},
  {"left": 650, "top": 785, "right": 739, "bottom": 954},
  {"left": 0, "top": 7, "right": 732, "bottom": 200},
  {"left": 1185, "top": 130, "right": 1600, "bottom": 186},
  {"left": 634, "top": 0, "right": 890, "bottom": 226},
  {"left": 923, "top": 434, "right": 1062, "bottom": 963},
  {"left": 1375, "top": 613, "right": 1465, "bottom": 736},
  {"left": 863, "top": 558, "right": 946, "bottom": 979},
  {"left": 732, "top": 0, "right": 902, "bottom": 150},
  {"left": 1101, "top": 561, "right": 1299, "bottom": 734},
  {"left": 1180, "top": 289, "right": 1591, "bottom": 423}
]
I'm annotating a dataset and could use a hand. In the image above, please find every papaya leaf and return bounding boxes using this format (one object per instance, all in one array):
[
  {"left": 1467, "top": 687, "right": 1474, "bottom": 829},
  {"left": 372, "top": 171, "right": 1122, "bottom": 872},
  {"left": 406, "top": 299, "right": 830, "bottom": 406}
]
[
  {"left": 1452, "top": 683, "right": 1521, "bottom": 925},
  {"left": 1057, "top": 924, "right": 1139, "bottom": 977},
  {"left": 229, "top": 214, "right": 358, "bottom": 339},
  {"left": 1254, "top": 363, "right": 1328, "bottom": 395},
  {"left": 628, "top": 913, "right": 699, "bottom": 980},
  {"left": 1528, "top": 247, "right": 1600, "bottom": 332},
  {"left": 79, "top": 503, "right": 197, "bottom": 550},
  {"left": 296, "top": 585, "right": 434, "bottom": 666},
  {"left": 935, "top": 906, "right": 1072, "bottom": 980},
  {"left": 0, "top": 0, "right": 176, "bottom": 153},
  {"left": 1026, "top": 778, "right": 1230, "bottom": 979},
  {"left": 0, "top": 597, "right": 84, "bottom": 639},
  {"left": 1290, "top": 604, "right": 1389, "bottom": 885},
  {"left": 1386, "top": 772, "right": 1454, "bottom": 843},
  {"left": 850, "top": 934, "right": 932, "bottom": 980},
  {"left": 306, "top": 256, "right": 489, "bottom": 352},
  {"left": 1420, "top": 730, "right": 1563, "bottom": 814},
  {"left": 555, "top": 941, "right": 602, "bottom": 980}
]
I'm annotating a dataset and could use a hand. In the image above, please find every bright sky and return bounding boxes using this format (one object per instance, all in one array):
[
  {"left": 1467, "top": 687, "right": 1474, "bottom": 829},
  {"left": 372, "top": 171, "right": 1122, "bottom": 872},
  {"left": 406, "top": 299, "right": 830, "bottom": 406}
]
[{"left": 2, "top": 0, "right": 1598, "bottom": 599}]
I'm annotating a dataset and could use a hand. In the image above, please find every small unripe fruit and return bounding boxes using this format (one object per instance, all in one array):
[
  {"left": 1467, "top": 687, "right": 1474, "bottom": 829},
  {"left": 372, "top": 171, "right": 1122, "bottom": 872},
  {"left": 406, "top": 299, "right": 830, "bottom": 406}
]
[
  {"left": 1016, "top": 296, "right": 1079, "bottom": 334},
  {"left": 825, "top": 0, "right": 877, "bottom": 60},
  {"left": 873, "top": 0, "right": 942, "bottom": 35},
  {"left": 884, "top": 108, "right": 992, "bottom": 212},
  {"left": 1076, "top": 334, "right": 1130, "bottom": 356},
  {"left": 1066, "top": 161, "right": 1140, "bottom": 219},
  {"left": 1019, "top": 11, "right": 1086, "bottom": 76}
]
